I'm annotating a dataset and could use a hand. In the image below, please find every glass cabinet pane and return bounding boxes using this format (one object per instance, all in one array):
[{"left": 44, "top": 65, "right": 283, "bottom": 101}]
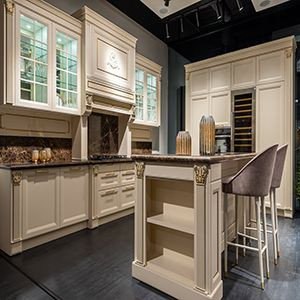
[
  {"left": 20, "top": 14, "right": 48, "bottom": 104},
  {"left": 56, "top": 31, "right": 79, "bottom": 109},
  {"left": 135, "top": 69, "right": 144, "bottom": 120},
  {"left": 147, "top": 74, "right": 157, "bottom": 123}
]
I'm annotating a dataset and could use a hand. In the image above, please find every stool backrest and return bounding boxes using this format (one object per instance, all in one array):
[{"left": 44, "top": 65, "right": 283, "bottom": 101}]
[
  {"left": 271, "top": 144, "right": 288, "bottom": 189},
  {"left": 229, "top": 144, "right": 278, "bottom": 197}
]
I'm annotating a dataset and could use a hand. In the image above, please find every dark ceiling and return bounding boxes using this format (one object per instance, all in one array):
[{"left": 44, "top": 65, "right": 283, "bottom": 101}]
[{"left": 107, "top": 0, "right": 300, "bottom": 62}]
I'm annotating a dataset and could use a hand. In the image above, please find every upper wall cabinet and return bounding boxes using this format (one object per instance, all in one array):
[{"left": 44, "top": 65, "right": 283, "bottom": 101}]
[
  {"left": 210, "top": 64, "right": 231, "bottom": 92},
  {"left": 73, "top": 7, "right": 137, "bottom": 115},
  {"left": 190, "top": 69, "right": 209, "bottom": 96},
  {"left": 135, "top": 54, "right": 161, "bottom": 127},
  {"left": 1, "top": 0, "right": 82, "bottom": 115},
  {"left": 232, "top": 58, "right": 255, "bottom": 90},
  {"left": 256, "top": 51, "right": 284, "bottom": 85}
]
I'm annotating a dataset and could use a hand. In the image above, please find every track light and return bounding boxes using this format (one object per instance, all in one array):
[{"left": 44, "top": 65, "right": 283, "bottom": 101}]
[
  {"left": 195, "top": 10, "right": 200, "bottom": 27},
  {"left": 212, "top": 2, "right": 222, "bottom": 20},
  {"left": 165, "top": 22, "right": 170, "bottom": 39},
  {"left": 164, "top": 0, "right": 171, "bottom": 7},
  {"left": 180, "top": 17, "right": 184, "bottom": 33},
  {"left": 235, "top": 0, "right": 244, "bottom": 11}
]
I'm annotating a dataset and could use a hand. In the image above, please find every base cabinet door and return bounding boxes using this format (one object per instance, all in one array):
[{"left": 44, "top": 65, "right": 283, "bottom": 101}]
[
  {"left": 120, "top": 185, "right": 135, "bottom": 209},
  {"left": 97, "top": 188, "right": 119, "bottom": 217},
  {"left": 210, "top": 91, "right": 231, "bottom": 126},
  {"left": 22, "top": 169, "right": 60, "bottom": 239},
  {"left": 60, "top": 166, "right": 89, "bottom": 227}
]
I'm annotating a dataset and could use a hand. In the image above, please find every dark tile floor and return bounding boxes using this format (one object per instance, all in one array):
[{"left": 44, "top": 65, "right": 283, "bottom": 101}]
[{"left": 1, "top": 213, "right": 300, "bottom": 300}]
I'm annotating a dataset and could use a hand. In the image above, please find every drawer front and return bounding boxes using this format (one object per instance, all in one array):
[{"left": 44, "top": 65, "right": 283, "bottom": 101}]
[
  {"left": 98, "top": 171, "right": 120, "bottom": 190},
  {"left": 97, "top": 188, "right": 119, "bottom": 216},
  {"left": 120, "top": 169, "right": 135, "bottom": 185},
  {"left": 120, "top": 185, "right": 135, "bottom": 209}
]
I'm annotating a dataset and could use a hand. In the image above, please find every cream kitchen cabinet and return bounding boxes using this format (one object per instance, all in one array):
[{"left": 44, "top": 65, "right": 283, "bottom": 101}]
[
  {"left": 1, "top": 0, "right": 82, "bottom": 114},
  {"left": 210, "top": 64, "right": 231, "bottom": 92},
  {"left": 73, "top": 6, "right": 137, "bottom": 113},
  {"left": 210, "top": 90, "right": 231, "bottom": 126},
  {"left": 21, "top": 168, "right": 60, "bottom": 239},
  {"left": 60, "top": 166, "right": 89, "bottom": 227},
  {"left": 90, "top": 163, "right": 136, "bottom": 227},
  {"left": 190, "top": 69, "right": 209, "bottom": 96},
  {"left": 232, "top": 58, "right": 256, "bottom": 89}
]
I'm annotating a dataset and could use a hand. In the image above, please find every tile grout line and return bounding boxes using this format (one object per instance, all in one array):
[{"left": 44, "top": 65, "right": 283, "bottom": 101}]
[{"left": 0, "top": 252, "right": 62, "bottom": 300}]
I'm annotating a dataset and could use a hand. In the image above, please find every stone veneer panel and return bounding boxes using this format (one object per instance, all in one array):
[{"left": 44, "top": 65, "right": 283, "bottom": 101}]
[
  {"left": 0, "top": 136, "right": 72, "bottom": 163},
  {"left": 88, "top": 113, "right": 118, "bottom": 156}
]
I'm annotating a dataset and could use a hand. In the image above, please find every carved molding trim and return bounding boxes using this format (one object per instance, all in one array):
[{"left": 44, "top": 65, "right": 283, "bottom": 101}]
[
  {"left": 93, "top": 165, "right": 99, "bottom": 176},
  {"left": 5, "top": 0, "right": 14, "bottom": 15},
  {"left": 285, "top": 48, "right": 292, "bottom": 58},
  {"left": 194, "top": 165, "right": 209, "bottom": 186},
  {"left": 12, "top": 172, "right": 22, "bottom": 185},
  {"left": 135, "top": 162, "right": 145, "bottom": 179},
  {"left": 107, "top": 52, "right": 120, "bottom": 70},
  {"left": 84, "top": 93, "right": 93, "bottom": 116}
]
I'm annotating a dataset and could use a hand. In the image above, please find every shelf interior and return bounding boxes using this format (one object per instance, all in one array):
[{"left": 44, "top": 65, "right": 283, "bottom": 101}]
[
  {"left": 146, "top": 224, "right": 194, "bottom": 285},
  {"left": 146, "top": 178, "right": 194, "bottom": 234}
]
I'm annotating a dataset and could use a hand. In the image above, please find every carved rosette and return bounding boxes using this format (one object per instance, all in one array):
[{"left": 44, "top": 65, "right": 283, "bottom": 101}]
[
  {"left": 135, "top": 162, "right": 145, "bottom": 179},
  {"left": 5, "top": 0, "right": 14, "bottom": 15},
  {"left": 12, "top": 171, "right": 22, "bottom": 185},
  {"left": 285, "top": 48, "right": 292, "bottom": 58},
  {"left": 194, "top": 165, "right": 209, "bottom": 186}
]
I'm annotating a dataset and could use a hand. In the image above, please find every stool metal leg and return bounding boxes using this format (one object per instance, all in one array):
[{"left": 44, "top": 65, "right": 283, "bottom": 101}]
[
  {"left": 224, "top": 193, "right": 228, "bottom": 274},
  {"left": 273, "top": 188, "right": 280, "bottom": 257},
  {"left": 262, "top": 196, "right": 270, "bottom": 279},
  {"left": 255, "top": 197, "right": 265, "bottom": 290},
  {"left": 270, "top": 189, "right": 278, "bottom": 264},
  {"left": 235, "top": 195, "right": 239, "bottom": 265},
  {"left": 243, "top": 196, "right": 246, "bottom": 257}
]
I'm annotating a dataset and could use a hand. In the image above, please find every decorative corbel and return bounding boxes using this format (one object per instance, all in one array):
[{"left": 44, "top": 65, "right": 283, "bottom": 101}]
[
  {"left": 12, "top": 171, "right": 22, "bottom": 185},
  {"left": 129, "top": 103, "right": 136, "bottom": 123},
  {"left": 135, "top": 162, "right": 145, "bottom": 179},
  {"left": 194, "top": 165, "right": 208, "bottom": 186},
  {"left": 5, "top": 0, "right": 14, "bottom": 15},
  {"left": 84, "top": 93, "right": 93, "bottom": 116},
  {"left": 93, "top": 165, "right": 99, "bottom": 176},
  {"left": 285, "top": 48, "right": 292, "bottom": 59}
]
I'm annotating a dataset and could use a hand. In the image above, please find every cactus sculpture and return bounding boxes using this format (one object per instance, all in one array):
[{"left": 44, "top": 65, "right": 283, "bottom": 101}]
[{"left": 199, "top": 115, "right": 215, "bottom": 155}]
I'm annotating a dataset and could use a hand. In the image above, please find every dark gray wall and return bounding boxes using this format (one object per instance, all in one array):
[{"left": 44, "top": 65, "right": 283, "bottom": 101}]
[
  {"left": 45, "top": 0, "right": 168, "bottom": 153},
  {"left": 168, "top": 48, "right": 190, "bottom": 154}
]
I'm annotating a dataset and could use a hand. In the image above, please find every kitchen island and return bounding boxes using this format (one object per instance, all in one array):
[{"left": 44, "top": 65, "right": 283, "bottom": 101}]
[{"left": 132, "top": 153, "right": 254, "bottom": 300}]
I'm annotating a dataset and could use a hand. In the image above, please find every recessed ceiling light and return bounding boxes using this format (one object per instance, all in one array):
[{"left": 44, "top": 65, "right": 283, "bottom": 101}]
[
  {"left": 260, "top": 0, "right": 271, "bottom": 7},
  {"left": 159, "top": 7, "right": 168, "bottom": 14}
]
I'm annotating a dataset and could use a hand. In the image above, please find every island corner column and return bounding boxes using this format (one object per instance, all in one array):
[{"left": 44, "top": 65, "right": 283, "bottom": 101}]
[{"left": 194, "top": 163, "right": 223, "bottom": 299}]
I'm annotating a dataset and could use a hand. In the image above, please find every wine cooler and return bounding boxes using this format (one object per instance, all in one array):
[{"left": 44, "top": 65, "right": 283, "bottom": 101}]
[{"left": 231, "top": 89, "right": 255, "bottom": 153}]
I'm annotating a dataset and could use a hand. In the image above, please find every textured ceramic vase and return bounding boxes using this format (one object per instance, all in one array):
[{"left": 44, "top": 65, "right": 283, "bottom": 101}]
[
  {"left": 176, "top": 131, "right": 192, "bottom": 156},
  {"left": 199, "top": 115, "right": 215, "bottom": 155}
]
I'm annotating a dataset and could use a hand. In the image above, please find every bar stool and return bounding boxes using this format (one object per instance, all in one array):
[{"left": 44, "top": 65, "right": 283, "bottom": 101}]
[
  {"left": 223, "top": 144, "right": 278, "bottom": 289},
  {"left": 269, "top": 144, "right": 288, "bottom": 264}
]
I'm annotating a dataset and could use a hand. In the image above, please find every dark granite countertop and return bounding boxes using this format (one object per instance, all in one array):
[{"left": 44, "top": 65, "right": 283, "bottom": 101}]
[
  {"left": 0, "top": 158, "right": 133, "bottom": 170},
  {"left": 132, "top": 152, "right": 256, "bottom": 164}
]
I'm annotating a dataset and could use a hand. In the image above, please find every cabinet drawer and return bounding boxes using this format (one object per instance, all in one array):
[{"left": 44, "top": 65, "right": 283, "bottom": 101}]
[
  {"left": 98, "top": 171, "right": 120, "bottom": 190},
  {"left": 121, "top": 169, "right": 135, "bottom": 185},
  {"left": 120, "top": 185, "right": 135, "bottom": 209},
  {"left": 97, "top": 188, "right": 119, "bottom": 216}
]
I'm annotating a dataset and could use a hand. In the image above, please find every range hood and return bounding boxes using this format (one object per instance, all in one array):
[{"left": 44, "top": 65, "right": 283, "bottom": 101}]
[{"left": 251, "top": 0, "right": 290, "bottom": 12}]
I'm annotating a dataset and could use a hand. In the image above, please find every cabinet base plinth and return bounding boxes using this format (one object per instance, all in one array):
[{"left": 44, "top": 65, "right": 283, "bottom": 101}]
[{"left": 132, "top": 262, "right": 223, "bottom": 300}]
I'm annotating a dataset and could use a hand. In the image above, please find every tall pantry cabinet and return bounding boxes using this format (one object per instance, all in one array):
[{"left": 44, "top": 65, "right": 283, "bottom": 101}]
[{"left": 185, "top": 36, "right": 296, "bottom": 218}]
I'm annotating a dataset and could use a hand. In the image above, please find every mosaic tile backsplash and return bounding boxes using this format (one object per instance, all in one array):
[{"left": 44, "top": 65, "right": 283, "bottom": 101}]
[
  {"left": 0, "top": 136, "right": 72, "bottom": 163},
  {"left": 88, "top": 113, "right": 119, "bottom": 156}
]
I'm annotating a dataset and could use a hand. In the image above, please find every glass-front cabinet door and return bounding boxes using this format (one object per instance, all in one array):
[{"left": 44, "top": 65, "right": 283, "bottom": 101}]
[
  {"left": 55, "top": 28, "right": 80, "bottom": 113},
  {"left": 135, "top": 54, "right": 161, "bottom": 127},
  {"left": 17, "top": 11, "right": 50, "bottom": 109},
  {"left": 13, "top": 5, "right": 81, "bottom": 114}
]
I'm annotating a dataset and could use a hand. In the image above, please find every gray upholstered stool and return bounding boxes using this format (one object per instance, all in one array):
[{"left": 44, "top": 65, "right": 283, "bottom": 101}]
[
  {"left": 269, "top": 144, "right": 288, "bottom": 264},
  {"left": 222, "top": 144, "right": 278, "bottom": 289}
]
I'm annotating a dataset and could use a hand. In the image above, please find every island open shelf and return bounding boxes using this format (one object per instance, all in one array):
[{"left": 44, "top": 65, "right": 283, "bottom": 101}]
[{"left": 146, "top": 178, "right": 194, "bottom": 235}]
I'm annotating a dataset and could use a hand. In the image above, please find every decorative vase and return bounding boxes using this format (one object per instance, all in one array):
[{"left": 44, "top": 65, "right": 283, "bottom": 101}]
[
  {"left": 176, "top": 131, "right": 191, "bottom": 156},
  {"left": 199, "top": 115, "right": 215, "bottom": 155}
]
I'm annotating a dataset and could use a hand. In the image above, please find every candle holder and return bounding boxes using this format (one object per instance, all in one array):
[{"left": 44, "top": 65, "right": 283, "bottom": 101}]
[
  {"left": 45, "top": 148, "right": 52, "bottom": 162},
  {"left": 40, "top": 149, "right": 47, "bottom": 163}
]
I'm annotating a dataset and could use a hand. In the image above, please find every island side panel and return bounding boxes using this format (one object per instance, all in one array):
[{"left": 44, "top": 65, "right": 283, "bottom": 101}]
[{"left": 194, "top": 163, "right": 222, "bottom": 298}]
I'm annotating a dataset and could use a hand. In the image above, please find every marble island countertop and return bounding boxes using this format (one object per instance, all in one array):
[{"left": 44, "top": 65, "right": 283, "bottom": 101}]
[
  {"left": 132, "top": 152, "right": 256, "bottom": 164},
  {"left": 0, "top": 157, "right": 133, "bottom": 170}
]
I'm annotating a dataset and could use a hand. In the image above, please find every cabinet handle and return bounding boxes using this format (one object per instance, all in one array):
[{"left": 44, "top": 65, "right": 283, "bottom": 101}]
[
  {"left": 103, "top": 189, "right": 118, "bottom": 196},
  {"left": 35, "top": 169, "right": 49, "bottom": 174},
  {"left": 122, "top": 186, "right": 135, "bottom": 192},
  {"left": 122, "top": 171, "right": 135, "bottom": 176},
  {"left": 102, "top": 173, "right": 118, "bottom": 179}
]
